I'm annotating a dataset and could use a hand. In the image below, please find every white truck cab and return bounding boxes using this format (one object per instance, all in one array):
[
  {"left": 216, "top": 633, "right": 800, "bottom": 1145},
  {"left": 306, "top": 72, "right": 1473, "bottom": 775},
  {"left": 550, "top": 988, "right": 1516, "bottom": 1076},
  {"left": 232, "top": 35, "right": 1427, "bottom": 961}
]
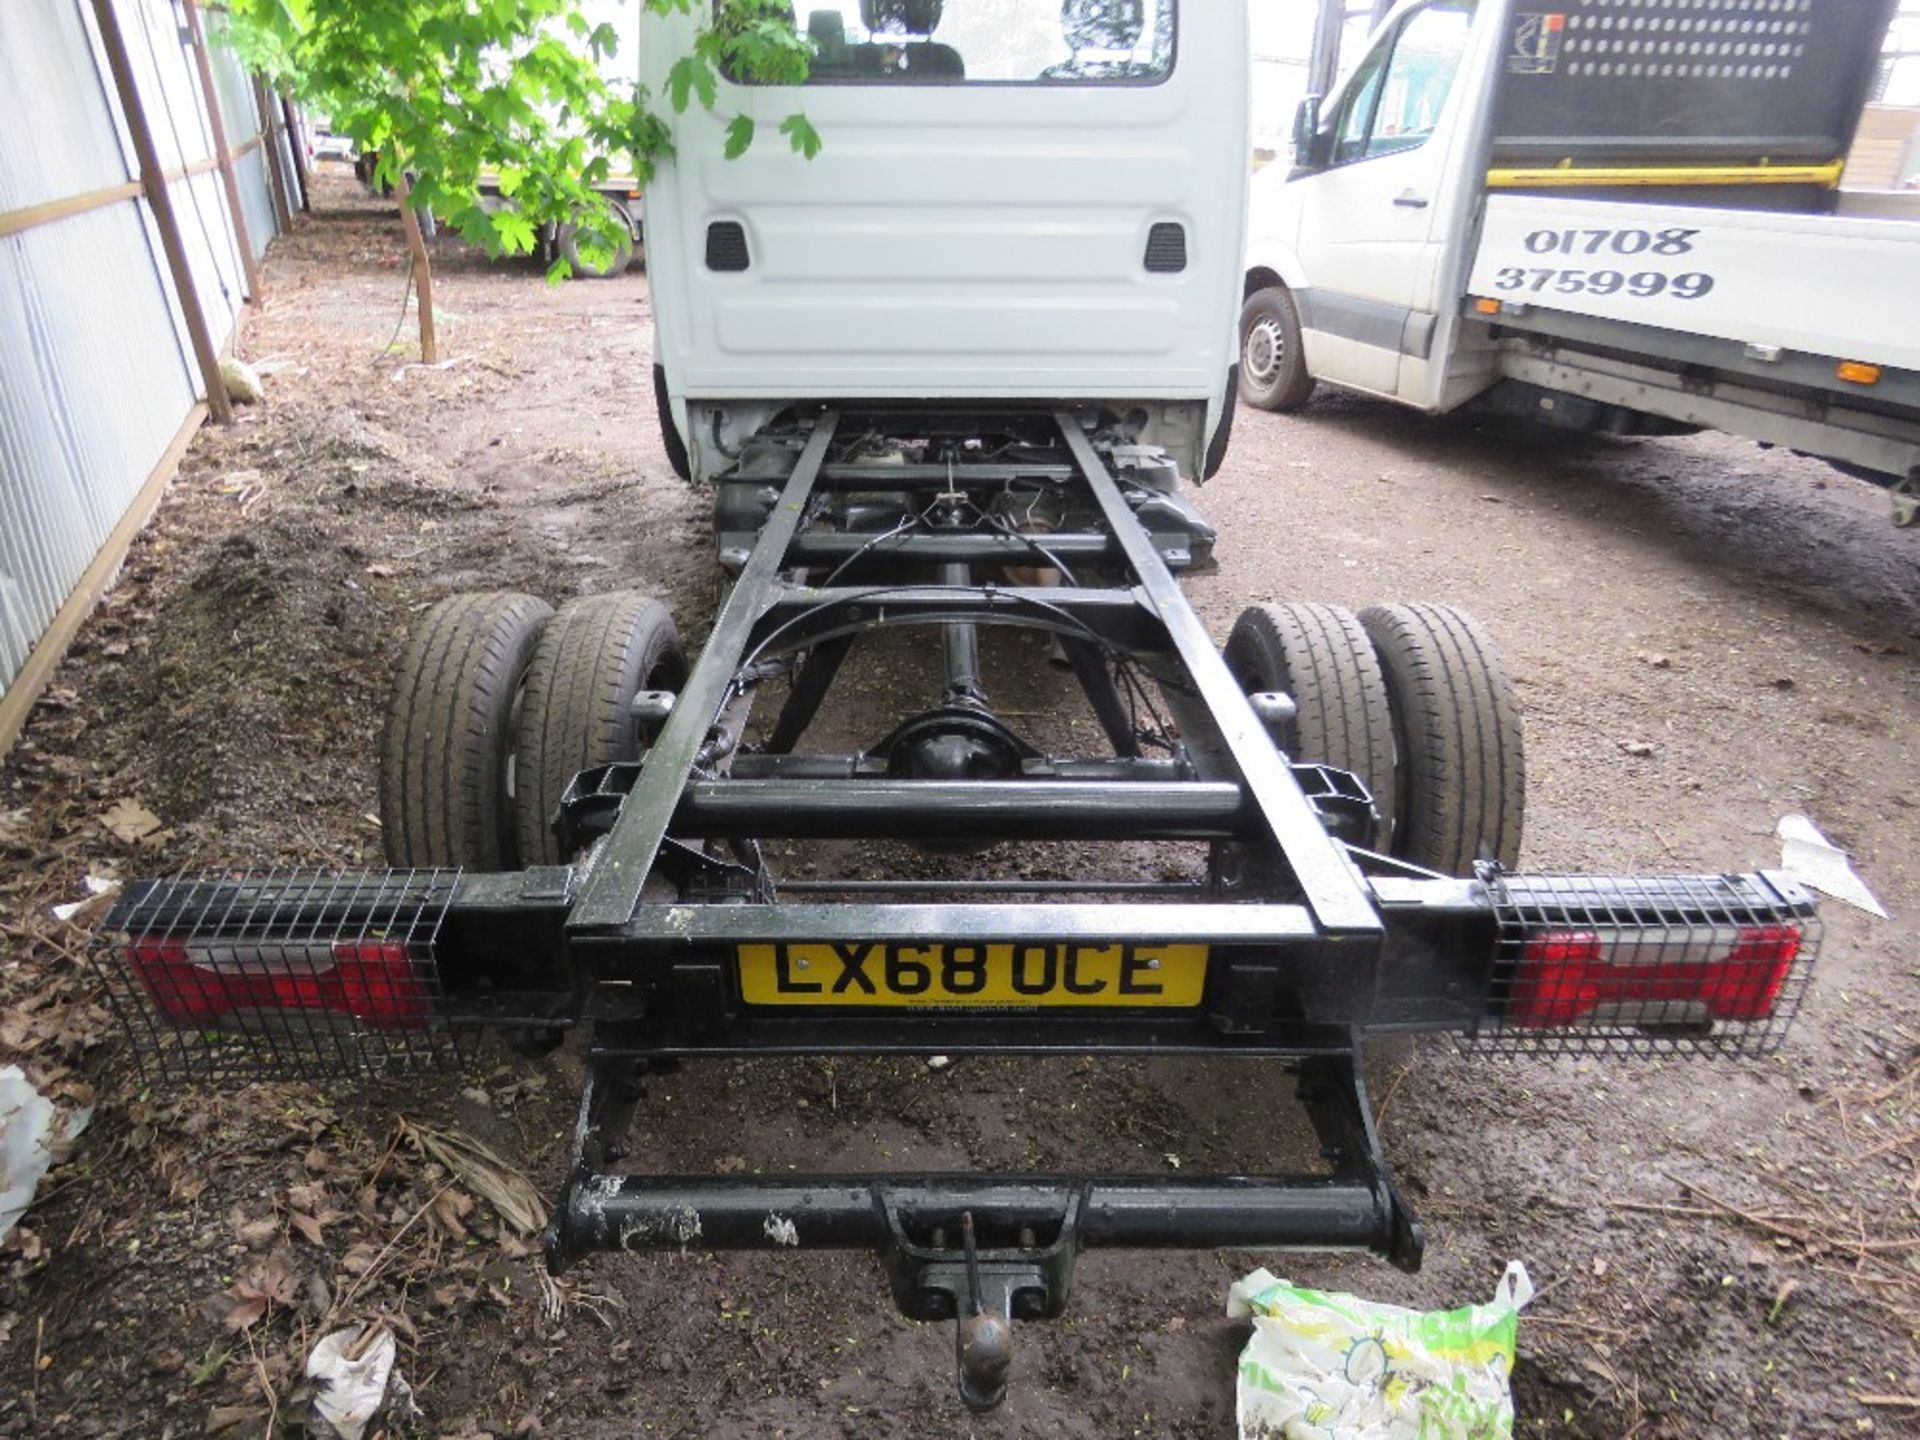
[
  {"left": 639, "top": 1, "right": 1247, "bottom": 487},
  {"left": 1244, "top": 0, "right": 1920, "bottom": 515}
]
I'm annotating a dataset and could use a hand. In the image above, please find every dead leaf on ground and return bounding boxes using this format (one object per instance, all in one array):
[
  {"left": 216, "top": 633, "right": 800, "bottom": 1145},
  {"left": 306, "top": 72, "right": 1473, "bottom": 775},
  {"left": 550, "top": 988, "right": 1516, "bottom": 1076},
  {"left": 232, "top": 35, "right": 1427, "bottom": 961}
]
[
  {"left": 431, "top": 1186, "right": 475, "bottom": 1241},
  {"left": 204, "top": 1403, "right": 259, "bottom": 1433},
  {"left": 201, "top": 1290, "right": 268, "bottom": 1332},
  {"left": 232, "top": 1212, "right": 279, "bottom": 1251},
  {"left": 202, "top": 1250, "right": 304, "bottom": 1331},
  {"left": 171, "top": 1173, "right": 208, "bottom": 1203},
  {"left": 403, "top": 1119, "right": 546, "bottom": 1236},
  {"left": 286, "top": 1181, "right": 327, "bottom": 1213},
  {"left": 100, "top": 798, "right": 162, "bottom": 844}
]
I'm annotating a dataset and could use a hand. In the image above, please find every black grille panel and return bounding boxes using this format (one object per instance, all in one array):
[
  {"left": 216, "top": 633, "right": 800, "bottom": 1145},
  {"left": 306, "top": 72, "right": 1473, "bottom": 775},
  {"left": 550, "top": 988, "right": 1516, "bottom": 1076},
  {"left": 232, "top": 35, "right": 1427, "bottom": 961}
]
[
  {"left": 706, "top": 220, "right": 750, "bottom": 272},
  {"left": 1144, "top": 222, "right": 1187, "bottom": 273}
]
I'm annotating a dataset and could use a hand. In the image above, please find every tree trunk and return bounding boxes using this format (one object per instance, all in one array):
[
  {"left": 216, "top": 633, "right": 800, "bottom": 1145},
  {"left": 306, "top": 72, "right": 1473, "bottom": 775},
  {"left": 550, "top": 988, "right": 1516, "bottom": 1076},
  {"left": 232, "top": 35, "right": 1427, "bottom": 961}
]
[{"left": 393, "top": 171, "right": 437, "bottom": 363}]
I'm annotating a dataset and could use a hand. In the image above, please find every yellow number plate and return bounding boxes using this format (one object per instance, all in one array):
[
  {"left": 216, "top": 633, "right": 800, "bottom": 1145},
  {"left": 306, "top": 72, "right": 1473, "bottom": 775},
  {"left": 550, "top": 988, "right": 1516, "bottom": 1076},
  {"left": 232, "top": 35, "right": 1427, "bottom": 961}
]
[{"left": 737, "top": 942, "right": 1208, "bottom": 1008}]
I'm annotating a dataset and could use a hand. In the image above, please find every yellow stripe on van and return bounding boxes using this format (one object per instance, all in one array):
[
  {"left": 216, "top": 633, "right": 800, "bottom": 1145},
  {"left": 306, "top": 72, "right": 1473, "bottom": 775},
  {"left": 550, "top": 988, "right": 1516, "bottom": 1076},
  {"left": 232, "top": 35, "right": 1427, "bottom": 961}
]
[{"left": 1486, "top": 161, "right": 1845, "bottom": 190}]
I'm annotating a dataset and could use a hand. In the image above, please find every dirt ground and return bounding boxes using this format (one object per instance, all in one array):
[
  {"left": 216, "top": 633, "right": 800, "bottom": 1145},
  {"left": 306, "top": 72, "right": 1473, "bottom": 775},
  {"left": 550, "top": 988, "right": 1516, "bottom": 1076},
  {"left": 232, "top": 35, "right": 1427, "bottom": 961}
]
[{"left": 2, "top": 172, "right": 1917, "bottom": 1438}]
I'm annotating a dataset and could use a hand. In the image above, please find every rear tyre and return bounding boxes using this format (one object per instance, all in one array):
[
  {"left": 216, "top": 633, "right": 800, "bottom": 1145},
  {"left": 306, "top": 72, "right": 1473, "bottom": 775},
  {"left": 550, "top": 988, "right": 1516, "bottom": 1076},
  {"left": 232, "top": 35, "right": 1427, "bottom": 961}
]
[
  {"left": 653, "top": 363, "right": 691, "bottom": 481},
  {"left": 380, "top": 591, "right": 553, "bottom": 868},
  {"left": 1358, "top": 603, "right": 1525, "bottom": 875},
  {"left": 1224, "top": 602, "right": 1397, "bottom": 850},
  {"left": 559, "top": 215, "right": 635, "bottom": 278},
  {"left": 514, "top": 591, "right": 688, "bottom": 865},
  {"left": 1238, "top": 286, "right": 1316, "bottom": 412}
]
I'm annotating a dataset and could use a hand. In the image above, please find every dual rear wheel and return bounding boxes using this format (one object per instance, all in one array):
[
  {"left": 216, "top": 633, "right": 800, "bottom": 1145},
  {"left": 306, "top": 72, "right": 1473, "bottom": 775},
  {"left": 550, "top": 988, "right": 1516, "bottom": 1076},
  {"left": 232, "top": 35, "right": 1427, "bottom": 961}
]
[
  {"left": 380, "top": 590, "right": 685, "bottom": 868},
  {"left": 378, "top": 589, "right": 1522, "bottom": 878},
  {"left": 1225, "top": 600, "right": 1524, "bottom": 875}
]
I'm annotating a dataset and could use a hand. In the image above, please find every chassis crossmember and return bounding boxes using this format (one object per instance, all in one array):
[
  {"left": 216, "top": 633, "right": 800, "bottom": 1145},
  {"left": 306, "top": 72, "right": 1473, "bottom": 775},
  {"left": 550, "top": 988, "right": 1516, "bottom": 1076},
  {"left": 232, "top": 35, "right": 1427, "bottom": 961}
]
[{"left": 102, "top": 406, "right": 1816, "bottom": 1408}]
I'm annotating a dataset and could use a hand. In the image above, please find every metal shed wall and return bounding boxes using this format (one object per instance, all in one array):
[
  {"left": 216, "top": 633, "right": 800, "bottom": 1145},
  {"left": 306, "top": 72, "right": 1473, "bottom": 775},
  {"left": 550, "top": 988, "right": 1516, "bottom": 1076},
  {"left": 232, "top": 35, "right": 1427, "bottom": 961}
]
[{"left": 0, "top": 0, "right": 294, "bottom": 731}]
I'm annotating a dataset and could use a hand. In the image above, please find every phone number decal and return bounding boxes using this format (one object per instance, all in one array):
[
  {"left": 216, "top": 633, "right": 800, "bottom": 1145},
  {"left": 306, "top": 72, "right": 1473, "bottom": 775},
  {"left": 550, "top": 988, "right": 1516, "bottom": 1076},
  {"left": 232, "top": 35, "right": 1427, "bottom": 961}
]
[
  {"left": 1524, "top": 226, "right": 1700, "bottom": 257},
  {"left": 1491, "top": 266, "right": 1715, "bottom": 300}
]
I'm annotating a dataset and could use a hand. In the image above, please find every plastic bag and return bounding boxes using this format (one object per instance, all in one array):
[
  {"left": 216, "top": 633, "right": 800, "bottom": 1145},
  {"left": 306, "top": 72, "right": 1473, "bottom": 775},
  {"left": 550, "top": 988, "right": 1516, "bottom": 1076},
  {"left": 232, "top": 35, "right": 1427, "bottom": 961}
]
[{"left": 1226, "top": 1261, "right": 1533, "bottom": 1440}]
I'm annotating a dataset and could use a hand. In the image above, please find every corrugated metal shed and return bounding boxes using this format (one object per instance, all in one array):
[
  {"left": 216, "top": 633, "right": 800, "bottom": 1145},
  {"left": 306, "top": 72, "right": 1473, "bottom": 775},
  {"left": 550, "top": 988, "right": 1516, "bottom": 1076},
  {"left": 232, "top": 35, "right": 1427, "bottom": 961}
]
[{"left": 0, "top": 0, "right": 295, "bottom": 736}]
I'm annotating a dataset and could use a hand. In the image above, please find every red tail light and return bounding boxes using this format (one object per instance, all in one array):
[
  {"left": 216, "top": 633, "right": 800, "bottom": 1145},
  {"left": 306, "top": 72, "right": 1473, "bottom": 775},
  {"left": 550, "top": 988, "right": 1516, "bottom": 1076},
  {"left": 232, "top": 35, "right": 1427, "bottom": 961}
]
[
  {"left": 1508, "top": 923, "right": 1800, "bottom": 1028},
  {"left": 128, "top": 938, "right": 429, "bottom": 1030}
]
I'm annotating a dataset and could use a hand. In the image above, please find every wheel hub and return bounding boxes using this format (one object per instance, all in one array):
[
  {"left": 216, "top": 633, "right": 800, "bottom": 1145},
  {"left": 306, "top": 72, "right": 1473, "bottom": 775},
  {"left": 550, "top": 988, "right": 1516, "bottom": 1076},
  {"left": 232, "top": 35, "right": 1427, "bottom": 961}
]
[{"left": 1245, "top": 317, "right": 1284, "bottom": 383}]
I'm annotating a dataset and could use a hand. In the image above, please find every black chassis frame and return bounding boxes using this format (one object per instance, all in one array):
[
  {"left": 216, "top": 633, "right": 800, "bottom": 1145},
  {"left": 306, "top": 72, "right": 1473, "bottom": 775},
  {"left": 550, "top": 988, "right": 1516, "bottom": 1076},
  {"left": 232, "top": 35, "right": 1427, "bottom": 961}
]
[{"left": 117, "top": 405, "right": 1816, "bottom": 1408}]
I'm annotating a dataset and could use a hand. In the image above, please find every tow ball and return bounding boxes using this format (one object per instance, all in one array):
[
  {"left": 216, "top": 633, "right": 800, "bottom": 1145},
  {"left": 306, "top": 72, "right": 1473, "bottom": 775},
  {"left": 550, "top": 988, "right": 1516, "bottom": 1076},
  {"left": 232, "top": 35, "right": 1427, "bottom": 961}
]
[
  {"left": 954, "top": 1215, "right": 1016, "bottom": 1411},
  {"left": 880, "top": 1199, "right": 1081, "bottom": 1412}
]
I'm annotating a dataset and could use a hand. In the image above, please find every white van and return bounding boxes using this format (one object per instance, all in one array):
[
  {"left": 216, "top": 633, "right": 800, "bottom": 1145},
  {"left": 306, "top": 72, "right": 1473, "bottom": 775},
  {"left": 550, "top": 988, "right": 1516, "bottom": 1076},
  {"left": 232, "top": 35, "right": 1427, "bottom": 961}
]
[{"left": 1243, "top": 0, "right": 1920, "bottom": 516}]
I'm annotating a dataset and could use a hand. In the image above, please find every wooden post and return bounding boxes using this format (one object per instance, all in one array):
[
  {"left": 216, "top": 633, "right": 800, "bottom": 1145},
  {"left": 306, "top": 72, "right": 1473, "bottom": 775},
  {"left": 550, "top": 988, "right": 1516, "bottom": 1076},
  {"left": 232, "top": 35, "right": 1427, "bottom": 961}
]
[
  {"left": 393, "top": 171, "right": 438, "bottom": 364},
  {"left": 252, "top": 74, "right": 293, "bottom": 233},
  {"left": 280, "top": 93, "right": 312, "bottom": 212},
  {"left": 89, "top": 0, "right": 233, "bottom": 424},
  {"left": 180, "top": 0, "right": 261, "bottom": 298}
]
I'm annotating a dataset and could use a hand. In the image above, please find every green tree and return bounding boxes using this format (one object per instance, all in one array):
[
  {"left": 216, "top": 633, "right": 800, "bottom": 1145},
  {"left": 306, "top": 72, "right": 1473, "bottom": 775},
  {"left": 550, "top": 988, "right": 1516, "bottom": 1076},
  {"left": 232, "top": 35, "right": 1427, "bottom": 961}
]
[{"left": 225, "top": 0, "right": 814, "bottom": 358}]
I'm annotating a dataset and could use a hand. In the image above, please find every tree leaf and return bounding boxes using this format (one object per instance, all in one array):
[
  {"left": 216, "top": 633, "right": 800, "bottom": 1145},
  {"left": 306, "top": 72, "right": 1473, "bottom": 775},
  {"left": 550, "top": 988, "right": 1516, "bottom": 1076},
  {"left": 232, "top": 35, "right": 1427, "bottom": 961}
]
[
  {"left": 491, "top": 207, "right": 538, "bottom": 256},
  {"left": 666, "top": 55, "right": 699, "bottom": 112},
  {"left": 723, "top": 114, "right": 755, "bottom": 159},
  {"left": 779, "top": 112, "right": 822, "bottom": 160}
]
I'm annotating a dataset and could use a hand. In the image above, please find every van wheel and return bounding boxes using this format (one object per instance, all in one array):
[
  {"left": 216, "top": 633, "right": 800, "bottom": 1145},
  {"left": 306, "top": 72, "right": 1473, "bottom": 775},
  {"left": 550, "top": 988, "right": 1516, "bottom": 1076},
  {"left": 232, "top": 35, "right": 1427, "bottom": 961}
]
[
  {"left": 654, "top": 364, "right": 691, "bottom": 480},
  {"left": 559, "top": 218, "right": 635, "bottom": 278},
  {"left": 380, "top": 591, "right": 553, "bottom": 868},
  {"left": 1358, "top": 604, "right": 1525, "bottom": 876},
  {"left": 514, "top": 592, "right": 688, "bottom": 865},
  {"left": 1224, "top": 602, "right": 1397, "bottom": 851},
  {"left": 1239, "top": 286, "right": 1316, "bottom": 412}
]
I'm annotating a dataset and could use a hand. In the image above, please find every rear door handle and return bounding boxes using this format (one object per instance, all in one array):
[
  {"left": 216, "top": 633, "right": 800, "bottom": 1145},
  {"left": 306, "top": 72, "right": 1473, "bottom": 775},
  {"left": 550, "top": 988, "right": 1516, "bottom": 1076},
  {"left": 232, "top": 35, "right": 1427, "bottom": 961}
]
[{"left": 1393, "top": 191, "right": 1429, "bottom": 209}]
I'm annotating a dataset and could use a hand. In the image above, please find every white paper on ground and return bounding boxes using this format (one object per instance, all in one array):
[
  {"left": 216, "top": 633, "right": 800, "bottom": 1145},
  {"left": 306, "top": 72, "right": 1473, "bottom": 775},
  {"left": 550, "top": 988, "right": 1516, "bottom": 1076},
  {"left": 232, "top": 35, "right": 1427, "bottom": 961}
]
[
  {"left": 1777, "top": 815, "right": 1888, "bottom": 918},
  {"left": 0, "top": 1067, "right": 92, "bottom": 1243},
  {"left": 306, "top": 1326, "right": 401, "bottom": 1440}
]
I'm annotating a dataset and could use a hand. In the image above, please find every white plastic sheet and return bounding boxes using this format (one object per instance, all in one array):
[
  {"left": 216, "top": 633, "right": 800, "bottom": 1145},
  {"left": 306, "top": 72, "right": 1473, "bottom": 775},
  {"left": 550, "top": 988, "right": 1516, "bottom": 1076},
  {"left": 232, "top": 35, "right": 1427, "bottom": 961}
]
[{"left": 1227, "top": 1262, "right": 1534, "bottom": 1439}]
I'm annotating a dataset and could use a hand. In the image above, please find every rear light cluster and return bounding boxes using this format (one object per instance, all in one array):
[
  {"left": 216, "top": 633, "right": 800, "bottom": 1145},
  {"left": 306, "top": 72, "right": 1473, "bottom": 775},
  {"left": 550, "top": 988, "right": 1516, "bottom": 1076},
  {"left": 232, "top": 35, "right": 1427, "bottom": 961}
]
[
  {"left": 1507, "top": 923, "right": 1801, "bottom": 1029},
  {"left": 128, "top": 938, "right": 429, "bottom": 1030}
]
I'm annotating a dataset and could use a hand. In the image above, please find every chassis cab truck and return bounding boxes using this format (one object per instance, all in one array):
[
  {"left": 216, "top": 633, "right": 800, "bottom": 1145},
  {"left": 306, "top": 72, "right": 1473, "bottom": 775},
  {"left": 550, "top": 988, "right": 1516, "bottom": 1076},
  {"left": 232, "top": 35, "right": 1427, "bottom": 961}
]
[
  {"left": 1244, "top": 0, "right": 1920, "bottom": 522},
  {"left": 102, "top": 0, "right": 1821, "bottom": 1412}
]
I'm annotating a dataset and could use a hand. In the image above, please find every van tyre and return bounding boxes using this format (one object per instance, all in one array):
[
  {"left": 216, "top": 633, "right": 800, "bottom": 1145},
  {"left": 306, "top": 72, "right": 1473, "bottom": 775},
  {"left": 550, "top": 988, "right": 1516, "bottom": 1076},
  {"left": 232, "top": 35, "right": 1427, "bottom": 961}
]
[
  {"left": 559, "top": 217, "right": 635, "bottom": 278},
  {"left": 381, "top": 591, "right": 553, "bottom": 869},
  {"left": 1238, "top": 286, "right": 1316, "bottom": 412},
  {"left": 1224, "top": 602, "right": 1397, "bottom": 850},
  {"left": 514, "top": 591, "right": 688, "bottom": 865},
  {"left": 1358, "top": 603, "right": 1524, "bottom": 876},
  {"left": 653, "top": 364, "right": 691, "bottom": 481}
]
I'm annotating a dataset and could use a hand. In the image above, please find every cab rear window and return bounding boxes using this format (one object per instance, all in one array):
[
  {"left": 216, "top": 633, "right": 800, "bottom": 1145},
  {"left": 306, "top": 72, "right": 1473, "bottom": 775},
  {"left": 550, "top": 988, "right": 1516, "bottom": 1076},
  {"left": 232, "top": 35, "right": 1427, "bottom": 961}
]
[{"left": 723, "top": 0, "right": 1176, "bottom": 86}]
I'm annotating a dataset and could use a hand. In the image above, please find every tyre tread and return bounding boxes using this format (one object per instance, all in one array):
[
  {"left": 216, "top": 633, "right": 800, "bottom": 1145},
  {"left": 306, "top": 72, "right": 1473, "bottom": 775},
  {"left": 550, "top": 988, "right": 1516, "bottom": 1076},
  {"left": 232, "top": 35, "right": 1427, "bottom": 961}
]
[
  {"left": 1224, "top": 601, "right": 1397, "bottom": 847},
  {"left": 379, "top": 591, "right": 551, "bottom": 868},
  {"left": 1358, "top": 603, "right": 1524, "bottom": 874},
  {"left": 515, "top": 592, "right": 684, "bottom": 865}
]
